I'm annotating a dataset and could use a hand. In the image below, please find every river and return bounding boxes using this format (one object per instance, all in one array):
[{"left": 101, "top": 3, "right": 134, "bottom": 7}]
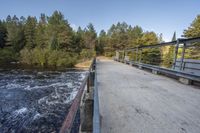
[{"left": 0, "top": 69, "right": 87, "bottom": 133}]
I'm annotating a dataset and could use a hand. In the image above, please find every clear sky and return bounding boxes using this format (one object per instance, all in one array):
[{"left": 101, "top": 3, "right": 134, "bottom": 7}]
[{"left": 0, "top": 0, "right": 200, "bottom": 41}]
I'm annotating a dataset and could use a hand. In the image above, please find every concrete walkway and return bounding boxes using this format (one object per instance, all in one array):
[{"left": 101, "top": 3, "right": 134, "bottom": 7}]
[{"left": 97, "top": 59, "right": 200, "bottom": 133}]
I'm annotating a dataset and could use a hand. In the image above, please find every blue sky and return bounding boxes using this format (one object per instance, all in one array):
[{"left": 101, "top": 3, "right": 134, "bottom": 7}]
[{"left": 0, "top": 0, "right": 200, "bottom": 41}]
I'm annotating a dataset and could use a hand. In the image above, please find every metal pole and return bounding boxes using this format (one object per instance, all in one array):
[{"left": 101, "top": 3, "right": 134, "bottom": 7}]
[
  {"left": 132, "top": 50, "right": 134, "bottom": 62},
  {"left": 173, "top": 39, "right": 179, "bottom": 69},
  {"left": 139, "top": 49, "right": 142, "bottom": 64},
  {"left": 123, "top": 50, "right": 125, "bottom": 62},
  {"left": 87, "top": 77, "right": 90, "bottom": 93},
  {"left": 136, "top": 47, "right": 138, "bottom": 63},
  {"left": 180, "top": 43, "right": 186, "bottom": 70}
]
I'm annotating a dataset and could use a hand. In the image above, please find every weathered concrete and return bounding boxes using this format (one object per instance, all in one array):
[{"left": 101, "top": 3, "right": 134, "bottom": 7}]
[
  {"left": 97, "top": 59, "right": 200, "bottom": 133},
  {"left": 179, "top": 77, "right": 192, "bottom": 85}
]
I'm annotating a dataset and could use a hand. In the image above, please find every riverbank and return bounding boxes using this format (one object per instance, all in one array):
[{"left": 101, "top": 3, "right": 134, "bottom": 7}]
[
  {"left": 0, "top": 58, "right": 94, "bottom": 71},
  {"left": 75, "top": 60, "right": 92, "bottom": 69}
]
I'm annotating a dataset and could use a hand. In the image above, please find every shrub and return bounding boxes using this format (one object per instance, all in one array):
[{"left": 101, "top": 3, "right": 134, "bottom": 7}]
[
  {"left": 20, "top": 48, "right": 35, "bottom": 65},
  {"left": 80, "top": 49, "right": 95, "bottom": 60},
  {"left": 20, "top": 48, "right": 78, "bottom": 68},
  {"left": 0, "top": 48, "right": 19, "bottom": 64}
]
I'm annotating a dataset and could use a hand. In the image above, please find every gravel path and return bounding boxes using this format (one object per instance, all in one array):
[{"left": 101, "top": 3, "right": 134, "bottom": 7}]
[{"left": 97, "top": 59, "right": 200, "bottom": 133}]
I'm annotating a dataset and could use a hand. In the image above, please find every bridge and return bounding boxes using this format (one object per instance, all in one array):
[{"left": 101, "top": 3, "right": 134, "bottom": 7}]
[
  {"left": 60, "top": 37, "right": 200, "bottom": 133},
  {"left": 97, "top": 58, "right": 200, "bottom": 133}
]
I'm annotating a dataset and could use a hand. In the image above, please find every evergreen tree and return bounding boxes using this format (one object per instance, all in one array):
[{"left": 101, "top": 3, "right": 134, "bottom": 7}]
[
  {"left": 183, "top": 15, "right": 200, "bottom": 38},
  {"left": 6, "top": 15, "right": 25, "bottom": 52},
  {"left": 96, "top": 30, "right": 106, "bottom": 55},
  {"left": 162, "top": 32, "right": 176, "bottom": 67},
  {"left": 83, "top": 23, "right": 97, "bottom": 50},
  {"left": 24, "top": 16, "right": 37, "bottom": 49},
  {"left": 0, "top": 20, "right": 7, "bottom": 48},
  {"left": 49, "top": 34, "right": 58, "bottom": 50},
  {"left": 140, "top": 32, "right": 161, "bottom": 65},
  {"left": 72, "top": 27, "right": 85, "bottom": 53},
  {"left": 47, "top": 11, "right": 73, "bottom": 51},
  {"left": 36, "top": 14, "right": 47, "bottom": 48},
  {"left": 183, "top": 15, "right": 200, "bottom": 59}
]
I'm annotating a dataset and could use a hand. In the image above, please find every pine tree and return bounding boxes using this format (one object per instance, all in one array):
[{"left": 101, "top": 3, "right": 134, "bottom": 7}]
[
  {"left": 162, "top": 32, "right": 176, "bottom": 67},
  {"left": 6, "top": 15, "right": 25, "bottom": 52},
  {"left": 183, "top": 15, "right": 200, "bottom": 59},
  {"left": 83, "top": 23, "right": 97, "bottom": 50},
  {"left": 35, "top": 14, "right": 47, "bottom": 48},
  {"left": 24, "top": 16, "right": 37, "bottom": 49},
  {"left": 47, "top": 11, "right": 73, "bottom": 51},
  {"left": 0, "top": 20, "right": 7, "bottom": 48},
  {"left": 96, "top": 30, "right": 106, "bottom": 55},
  {"left": 183, "top": 15, "right": 200, "bottom": 38},
  {"left": 139, "top": 32, "right": 161, "bottom": 65}
]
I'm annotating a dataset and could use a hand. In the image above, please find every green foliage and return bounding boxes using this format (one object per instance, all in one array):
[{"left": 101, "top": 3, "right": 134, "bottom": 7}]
[
  {"left": 80, "top": 49, "right": 96, "bottom": 60},
  {"left": 5, "top": 11, "right": 200, "bottom": 68},
  {"left": 83, "top": 23, "right": 97, "bottom": 49},
  {"left": 161, "top": 32, "right": 176, "bottom": 68},
  {"left": 35, "top": 14, "right": 47, "bottom": 49},
  {"left": 6, "top": 15, "right": 25, "bottom": 52},
  {"left": 96, "top": 30, "right": 106, "bottom": 55},
  {"left": 183, "top": 14, "right": 200, "bottom": 59},
  {"left": 20, "top": 48, "right": 35, "bottom": 65},
  {"left": 0, "top": 20, "right": 7, "bottom": 48},
  {"left": 138, "top": 32, "right": 161, "bottom": 65},
  {"left": 47, "top": 11, "right": 73, "bottom": 51},
  {"left": 184, "top": 15, "right": 200, "bottom": 38},
  {"left": 0, "top": 48, "right": 18, "bottom": 63},
  {"left": 20, "top": 48, "right": 77, "bottom": 68},
  {"left": 24, "top": 16, "right": 37, "bottom": 49}
]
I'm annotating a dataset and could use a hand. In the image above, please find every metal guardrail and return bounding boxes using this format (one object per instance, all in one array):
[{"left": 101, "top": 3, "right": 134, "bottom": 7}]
[
  {"left": 59, "top": 58, "right": 100, "bottom": 133},
  {"left": 93, "top": 60, "right": 101, "bottom": 133},
  {"left": 115, "top": 37, "right": 200, "bottom": 84},
  {"left": 128, "top": 61, "right": 200, "bottom": 82}
]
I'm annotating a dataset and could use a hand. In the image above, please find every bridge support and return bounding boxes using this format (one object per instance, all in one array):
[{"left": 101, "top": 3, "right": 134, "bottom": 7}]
[
  {"left": 179, "top": 78, "right": 192, "bottom": 85},
  {"left": 152, "top": 69, "right": 158, "bottom": 74}
]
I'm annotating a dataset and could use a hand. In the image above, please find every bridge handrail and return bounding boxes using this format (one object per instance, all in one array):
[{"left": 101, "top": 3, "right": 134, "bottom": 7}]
[
  {"left": 59, "top": 58, "right": 99, "bottom": 133},
  {"left": 93, "top": 59, "right": 101, "bottom": 133},
  {"left": 117, "top": 37, "right": 200, "bottom": 52},
  {"left": 128, "top": 61, "right": 200, "bottom": 82}
]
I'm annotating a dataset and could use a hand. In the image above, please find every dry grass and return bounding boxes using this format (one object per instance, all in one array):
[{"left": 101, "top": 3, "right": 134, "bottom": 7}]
[
  {"left": 75, "top": 56, "right": 112, "bottom": 69},
  {"left": 75, "top": 60, "right": 92, "bottom": 68}
]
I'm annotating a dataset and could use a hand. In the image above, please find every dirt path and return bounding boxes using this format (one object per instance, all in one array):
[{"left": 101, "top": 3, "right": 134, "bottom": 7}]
[{"left": 97, "top": 59, "right": 200, "bottom": 133}]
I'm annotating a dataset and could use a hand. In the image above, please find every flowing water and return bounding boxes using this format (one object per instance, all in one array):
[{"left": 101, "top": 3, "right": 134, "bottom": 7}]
[{"left": 0, "top": 69, "right": 87, "bottom": 133}]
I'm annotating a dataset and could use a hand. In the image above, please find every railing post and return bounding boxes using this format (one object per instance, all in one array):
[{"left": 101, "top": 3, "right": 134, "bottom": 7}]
[
  {"left": 136, "top": 47, "right": 138, "bottom": 63},
  {"left": 132, "top": 50, "right": 134, "bottom": 63},
  {"left": 139, "top": 49, "right": 142, "bottom": 64},
  {"left": 123, "top": 50, "right": 125, "bottom": 62},
  {"left": 180, "top": 43, "right": 186, "bottom": 71},
  {"left": 173, "top": 39, "right": 179, "bottom": 69},
  {"left": 116, "top": 51, "right": 119, "bottom": 61},
  {"left": 87, "top": 77, "right": 90, "bottom": 93}
]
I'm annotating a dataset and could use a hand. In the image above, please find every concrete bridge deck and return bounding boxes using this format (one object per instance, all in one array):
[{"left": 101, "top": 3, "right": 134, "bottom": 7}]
[{"left": 97, "top": 59, "right": 200, "bottom": 133}]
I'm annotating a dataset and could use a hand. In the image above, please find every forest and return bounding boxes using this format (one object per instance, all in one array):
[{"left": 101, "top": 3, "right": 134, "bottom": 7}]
[{"left": 0, "top": 11, "right": 199, "bottom": 68}]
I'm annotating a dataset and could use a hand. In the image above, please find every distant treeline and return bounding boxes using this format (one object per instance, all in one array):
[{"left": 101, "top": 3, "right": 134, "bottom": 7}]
[{"left": 0, "top": 11, "right": 199, "bottom": 68}]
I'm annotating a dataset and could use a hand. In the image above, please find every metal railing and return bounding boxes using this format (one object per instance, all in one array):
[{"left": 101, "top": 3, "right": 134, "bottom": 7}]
[
  {"left": 115, "top": 37, "right": 200, "bottom": 84},
  {"left": 93, "top": 60, "right": 100, "bottom": 133},
  {"left": 59, "top": 58, "right": 100, "bottom": 133}
]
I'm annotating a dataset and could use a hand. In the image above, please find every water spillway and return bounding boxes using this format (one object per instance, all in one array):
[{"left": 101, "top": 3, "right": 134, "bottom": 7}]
[{"left": 0, "top": 69, "right": 86, "bottom": 133}]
